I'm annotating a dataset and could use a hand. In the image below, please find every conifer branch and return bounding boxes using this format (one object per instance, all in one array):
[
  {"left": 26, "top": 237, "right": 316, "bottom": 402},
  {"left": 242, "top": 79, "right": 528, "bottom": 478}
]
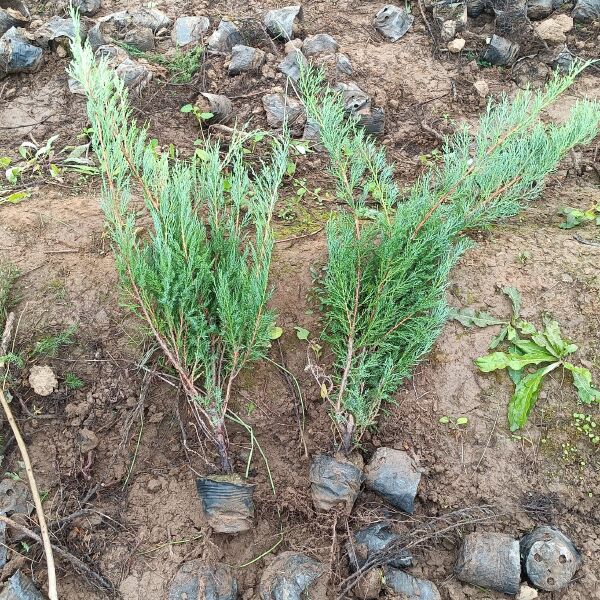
[{"left": 299, "top": 63, "right": 600, "bottom": 452}]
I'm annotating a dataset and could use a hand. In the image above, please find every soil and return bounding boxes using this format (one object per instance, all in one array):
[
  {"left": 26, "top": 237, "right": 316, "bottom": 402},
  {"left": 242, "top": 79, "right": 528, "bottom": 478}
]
[{"left": 1, "top": 1, "right": 599, "bottom": 599}]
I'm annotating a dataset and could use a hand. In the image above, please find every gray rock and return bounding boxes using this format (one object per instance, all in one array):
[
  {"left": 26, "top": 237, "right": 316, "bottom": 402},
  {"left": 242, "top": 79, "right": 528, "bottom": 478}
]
[
  {"left": 374, "top": 4, "right": 414, "bottom": 41},
  {"left": 172, "top": 16, "right": 209, "bottom": 47},
  {"left": 357, "top": 107, "right": 385, "bottom": 136},
  {"left": 264, "top": 5, "right": 302, "bottom": 40},
  {"left": 262, "top": 92, "right": 305, "bottom": 132},
  {"left": 494, "top": 0, "right": 531, "bottom": 37},
  {"left": 335, "top": 81, "right": 371, "bottom": 114},
  {"left": 0, "top": 479, "right": 32, "bottom": 516},
  {"left": 278, "top": 49, "right": 308, "bottom": 81},
  {"left": 383, "top": 568, "right": 441, "bottom": 600},
  {"left": 309, "top": 454, "right": 363, "bottom": 514},
  {"left": 0, "top": 1, "right": 30, "bottom": 38},
  {"left": 433, "top": 1, "right": 468, "bottom": 38},
  {"left": 196, "top": 475, "right": 253, "bottom": 533},
  {"left": 126, "top": 7, "right": 171, "bottom": 31},
  {"left": 483, "top": 34, "right": 520, "bottom": 65},
  {"left": 347, "top": 522, "right": 413, "bottom": 571},
  {"left": 336, "top": 53, "right": 353, "bottom": 75},
  {"left": 302, "top": 118, "right": 320, "bottom": 142},
  {"left": 72, "top": 0, "right": 101, "bottom": 17},
  {"left": 572, "top": 0, "right": 600, "bottom": 20},
  {"left": 467, "top": 0, "right": 491, "bottom": 16},
  {"left": 455, "top": 532, "right": 521, "bottom": 595},
  {"left": 527, "top": 0, "right": 554, "bottom": 19},
  {"left": 229, "top": 44, "right": 265, "bottom": 75},
  {"left": 0, "top": 27, "right": 42, "bottom": 76},
  {"left": 168, "top": 560, "right": 237, "bottom": 600},
  {"left": 34, "top": 15, "right": 83, "bottom": 49},
  {"left": 259, "top": 552, "right": 327, "bottom": 600},
  {"left": 0, "top": 571, "right": 44, "bottom": 600},
  {"left": 520, "top": 526, "right": 582, "bottom": 591},
  {"left": 302, "top": 33, "right": 338, "bottom": 56},
  {"left": 207, "top": 18, "right": 242, "bottom": 53},
  {"left": 364, "top": 447, "right": 421, "bottom": 513},
  {"left": 122, "top": 25, "right": 155, "bottom": 52},
  {"left": 512, "top": 58, "right": 549, "bottom": 89},
  {"left": 195, "top": 93, "right": 234, "bottom": 125}
]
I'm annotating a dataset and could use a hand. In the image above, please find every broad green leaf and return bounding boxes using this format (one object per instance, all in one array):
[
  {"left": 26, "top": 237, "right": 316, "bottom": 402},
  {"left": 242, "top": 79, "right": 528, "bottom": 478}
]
[
  {"left": 541, "top": 319, "right": 570, "bottom": 357},
  {"left": 511, "top": 339, "right": 549, "bottom": 355},
  {"left": 506, "top": 323, "right": 517, "bottom": 341},
  {"left": 295, "top": 326, "right": 310, "bottom": 341},
  {"left": 0, "top": 157, "right": 11, "bottom": 168},
  {"left": 475, "top": 349, "right": 557, "bottom": 372},
  {"left": 489, "top": 325, "right": 508, "bottom": 349},
  {"left": 508, "top": 367, "right": 522, "bottom": 385},
  {"left": 194, "top": 148, "right": 210, "bottom": 161},
  {"left": 449, "top": 307, "right": 505, "bottom": 328},
  {"left": 439, "top": 416, "right": 450, "bottom": 424},
  {"left": 268, "top": 326, "right": 283, "bottom": 340},
  {"left": 5, "top": 166, "right": 22, "bottom": 184},
  {"left": 502, "top": 286, "right": 521, "bottom": 318},
  {"left": 199, "top": 112, "right": 214, "bottom": 120},
  {"left": 515, "top": 319, "right": 537, "bottom": 335},
  {"left": 180, "top": 104, "right": 194, "bottom": 113},
  {"left": 508, "top": 362, "right": 560, "bottom": 431},
  {"left": 564, "top": 363, "right": 600, "bottom": 404},
  {"left": 0, "top": 191, "right": 30, "bottom": 205},
  {"left": 456, "top": 417, "right": 469, "bottom": 426}
]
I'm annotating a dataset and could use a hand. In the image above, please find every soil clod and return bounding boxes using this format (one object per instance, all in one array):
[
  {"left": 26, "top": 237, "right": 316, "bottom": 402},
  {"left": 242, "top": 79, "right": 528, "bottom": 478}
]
[
  {"left": 454, "top": 532, "right": 521, "bottom": 595},
  {"left": 28, "top": 365, "right": 57, "bottom": 396}
]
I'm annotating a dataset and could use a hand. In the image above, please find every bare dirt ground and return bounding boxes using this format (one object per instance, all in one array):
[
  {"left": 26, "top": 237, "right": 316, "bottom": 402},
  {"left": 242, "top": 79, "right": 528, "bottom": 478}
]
[{"left": 0, "top": 1, "right": 599, "bottom": 599}]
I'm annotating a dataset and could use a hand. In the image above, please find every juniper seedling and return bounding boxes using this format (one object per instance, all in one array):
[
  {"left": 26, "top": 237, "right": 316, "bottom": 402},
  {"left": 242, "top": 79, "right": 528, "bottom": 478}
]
[
  {"left": 299, "top": 64, "right": 600, "bottom": 453},
  {"left": 69, "top": 13, "right": 289, "bottom": 472}
]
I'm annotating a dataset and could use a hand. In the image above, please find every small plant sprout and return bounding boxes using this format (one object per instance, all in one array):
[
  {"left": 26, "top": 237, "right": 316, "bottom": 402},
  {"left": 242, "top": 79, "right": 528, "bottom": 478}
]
[
  {"left": 572, "top": 412, "right": 599, "bottom": 445},
  {"left": 299, "top": 62, "right": 600, "bottom": 453},
  {"left": 69, "top": 12, "right": 289, "bottom": 473},
  {"left": 64, "top": 373, "right": 84, "bottom": 390},
  {"left": 32, "top": 325, "right": 77, "bottom": 358},
  {"left": 559, "top": 203, "right": 600, "bottom": 229}
]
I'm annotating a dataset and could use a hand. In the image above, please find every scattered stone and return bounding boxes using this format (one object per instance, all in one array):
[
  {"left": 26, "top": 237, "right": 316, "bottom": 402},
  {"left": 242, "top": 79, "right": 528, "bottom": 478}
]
[
  {"left": 482, "top": 34, "right": 520, "bottom": 65},
  {"left": 258, "top": 552, "right": 327, "bottom": 600},
  {"left": 172, "top": 16, "right": 209, "bottom": 47},
  {"left": 72, "top": 0, "right": 101, "bottom": 17},
  {"left": 347, "top": 522, "right": 413, "bottom": 571},
  {"left": 28, "top": 365, "right": 57, "bottom": 396},
  {"left": 207, "top": 18, "right": 242, "bottom": 52},
  {"left": 126, "top": 7, "right": 171, "bottom": 31},
  {"left": 517, "top": 584, "right": 539, "bottom": 600},
  {"left": 454, "top": 532, "right": 521, "bottom": 595},
  {"left": 196, "top": 475, "right": 255, "bottom": 533},
  {"left": 0, "top": 570, "right": 44, "bottom": 600},
  {"left": 0, "top": 26, "right": 42, "bottom": 75},
  {"left": 229, "top": 44, "right": 265, "bottom": 75},
  {"left": 195, "top": 92, "right": 234, "bottom": 124},
  {"left": 302, "top": 118, "right": 320, "bottom": 142},
  {"left": 520, "top": 526, "right": 582, "bottom": 591},
  {"left": 122, "top": 25, "right": 155, "bottom": 51},
  {"left": 34, "top": 16, "right": 86, "bottom": 51},
  {"left": 336, "top": 53, "right": 353, "bottom": 75},
  {"left": 302, "top": 33, "right": 338, "bottom": 56},
  {"left": 147, "top": 478, "right": 162, "bottom": 493},
  {"left": 264, "top": 5, "right": 302, "bottom": 40},
  {"left": 336, "top": 81, "right": 371, "bottom": 113},
  {"left": 527, "top": 0, "right": 553, "bottom": 19},
  {"left": 494, "top": 0, "right": 530, "bottom": 37},
  {"left": 448, "top": 37, "right": 466, "bottom": 53},
  {"left": 572, "top": 0, "right": 600, "bottom": 21},
  {"left": 364, "top": 447, "right": 421, "bottom": 513},
  {"left": 440, "top": 20, "right": 457, "bottom": 41},
  {"left": 373, "top": 4, "right": 414, "bottom": 41},
  {"left": 95, "top": 44, "right": 152, "bottom": 92},
  {"left": 383, "top": 568, "right": 441, "bottom": 600},
  {"left": 535, "top": 15, "right": 573, "bottom": 44},
  {"left": 0, "top": 479, "right": 32, "bottom": 516},
  {"left": 353, "top": 568, "right": 383, "bottom": 599},
  {"left": 309, "top": 454, "right": 363, "bottom": 514},
  {"left": 277, "top": 49, "right": 308, "bottom": 81},
  {"left": 552, "top": 45, "right": 575, "bottom": 73},
  {"left": 512, "top": 58, "right": 549, "bottom": 89},
  {"left": 78, "top": 428, "right": 99, "bottom": 453},
  {"left": 357, "top": 107, "right": 386, "bottom": 137},
  {"left": 284, "top": 38, "right": 303, "bottom": 53},
  {"left": 0, "top": 0, "right": 30, "bottom": 38},
  {"left": 263, "top": 93, "right": 305, "bottom": 130},
  {"left": 473, "top": 79, "right": 489, "bottom": 97},
  {"left": 168, "top": 560, "right": 237, "bottom": 600}
]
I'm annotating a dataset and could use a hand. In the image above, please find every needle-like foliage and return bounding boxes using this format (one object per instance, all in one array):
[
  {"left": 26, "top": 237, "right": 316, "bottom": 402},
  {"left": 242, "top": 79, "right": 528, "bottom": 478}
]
[
  {"left": 68, "top": 13, "right": 288, "bottom": 472},
  {"left": 300, "top": 64, "right": 600, "bottom": 452}
]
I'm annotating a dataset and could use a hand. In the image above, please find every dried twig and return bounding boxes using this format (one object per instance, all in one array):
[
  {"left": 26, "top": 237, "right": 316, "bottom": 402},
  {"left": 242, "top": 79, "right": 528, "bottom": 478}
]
[{"left": 0, "top": 514, "right": 113, "bottom": 592}]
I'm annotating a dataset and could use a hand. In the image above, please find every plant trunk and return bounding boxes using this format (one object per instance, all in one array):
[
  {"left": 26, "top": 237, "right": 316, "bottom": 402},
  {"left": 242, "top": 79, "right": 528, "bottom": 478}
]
[
  {"left": 215, "top": 420, "right": 233, "bottom": 473},
  {"left": 341, "top": 414, "right": 355, "bottom": 455}
]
